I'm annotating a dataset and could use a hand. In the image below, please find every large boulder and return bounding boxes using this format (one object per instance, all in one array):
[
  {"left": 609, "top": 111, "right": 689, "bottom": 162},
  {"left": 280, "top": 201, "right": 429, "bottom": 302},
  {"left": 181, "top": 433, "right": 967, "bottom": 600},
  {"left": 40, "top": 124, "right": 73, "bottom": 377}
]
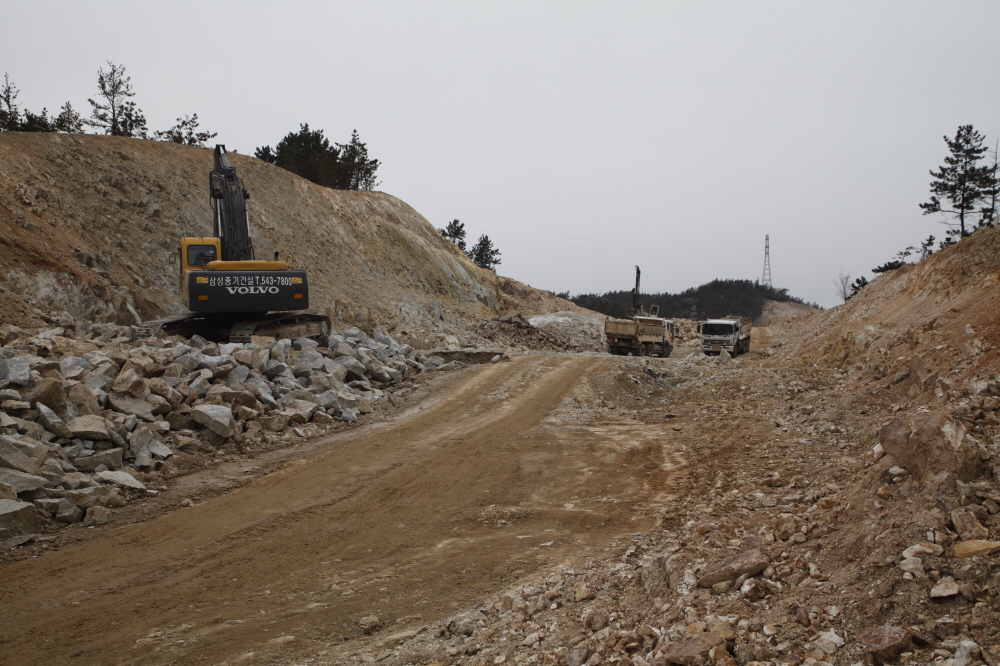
[
  {"left": 146, "top": 378, "right": 184, "bottom": 408},
  {"left": 280, "top": 389, "right": 319, "bottom": 407},
  {"left": 259, "top": 412, "right": 290, "bottom": 432},
  {"left": 82, "top": 505, "right": 113, "bottom": 527},
  {"left": 190, "top": 404, "right": 234, "bottom": 438},
  {"left": 0, "top": 437, "right": 42, "bottom": 475},
  {"left": 224, "top": 364, "right": 251, "bottom": 387},
  {"left": 284, "top": 399, "right": 319, "bottom": 421},
  {"left": 323, "top": 359, "right": 349, "bottom": 384},
  {"left": 95, "top": 470, "right": 146, "bottom": 491},
  {"left": 72, "top": 447, "right": 124, "bottom": 472},
  {"left": 27, "top": 377, "right": 69, "bottom": 418},
  {"left": 697, "top": 549, "right": 769, "bottom": 587},
  {"left": 292, "top": 352, "right": 325, "bottom": 376},
  {"left": 333, "top": 342, "right": 360, "bottom": 360},
  {"left": 0, "top": 357, "right": 31, "bottom": 387},
  {"left": 0, "top": 468, "right": 48, "bottom": 494},
  {"left": 112, "top": 367, "right": 147, "bottom": 397},
  {"left": 67, "top": 383, "right": 103, "bottom": 416},
  {"left": 108, "top": 392, "right": 156, "bottom": 422},
  {"left": 0, "top": 499, "right": 41, "bottom": 546},
  {"left": 365, "top": 362, "right": 393, "bottom": 384},
  {"left": 859, "top": 625, "right": 913, "bottom": 664},
  {"left": 128, "top": 426, "right": 157, "bottom": 454},
  {"left": 67, "top": 415, "right": 110, "bottom": 440},
  {"left": 36, "top": 403, "right": 71, "bottom": 439},
  {"left": 66, "top": 485, "right": 116, "bottom": 509},
  {"left": 333, "top": 356, "right": 369, "bottom": 381},
  {"left": 51, "top": 336, "right": 98, "bottom": 357},
  {"left": 879, "top": 411, "right": 989, "bottom": 482},
  {"left": 55, "top": 499, "right": 84, "bottom": 523}
]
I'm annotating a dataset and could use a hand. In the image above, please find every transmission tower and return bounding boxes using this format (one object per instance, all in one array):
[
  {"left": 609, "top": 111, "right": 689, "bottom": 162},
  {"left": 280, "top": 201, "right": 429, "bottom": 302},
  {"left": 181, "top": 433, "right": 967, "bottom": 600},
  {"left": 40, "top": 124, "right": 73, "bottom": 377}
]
[{"left": 761, "top": 235, "right": 772, "bottom": 289}]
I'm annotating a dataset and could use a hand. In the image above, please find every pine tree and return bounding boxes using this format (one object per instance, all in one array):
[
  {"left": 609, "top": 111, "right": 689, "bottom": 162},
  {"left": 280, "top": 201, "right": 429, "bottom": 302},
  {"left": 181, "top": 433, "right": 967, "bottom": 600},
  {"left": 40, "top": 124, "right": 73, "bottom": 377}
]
[
  {"left": 438, "top": 220, "right": 467, "bottom": 251},
  {"left": 256, "top": 125, "right": 380, "bottom": 190},
  {"left": 87, "top": 61, "right": 147, "bottom": 137},
  {"left": 18, "top": 108, "right": 53, "bottom": 132},
  {"left": 155, "top": 114, "right": 217, "bottom": 146},
  {"left": 920, "top": 125, "right": 996, "bottom": 237},
  {"left": 850, "top": 276, "right": 869, "bottom": 297},
  {"left": 980, "top": 143, "right": 999, "bottom": 228},
  {"left": 54, "top": 102, "right": 85, "bottom": 133},
  {"left": 255, "top": 124, "right": 343, "bottom": 187},
  {"left": 467, "top": 234, "right": 501, "bottom": 271},
  {"left": 0, "top": 73, "right": 21, "bottom": 131},
  {"left": 337, "top": 129, "right": 380, "bottom": 190}
]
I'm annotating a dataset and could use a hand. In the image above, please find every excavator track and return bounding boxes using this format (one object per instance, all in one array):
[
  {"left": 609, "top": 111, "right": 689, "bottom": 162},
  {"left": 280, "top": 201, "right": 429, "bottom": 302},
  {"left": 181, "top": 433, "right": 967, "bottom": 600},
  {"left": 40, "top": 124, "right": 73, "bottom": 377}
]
[
  {"left": 227, "top": 313, "right": 330, "bottom": 343},
  {"left": 135, "top": 312, "right": 330, "bottom": 343}
]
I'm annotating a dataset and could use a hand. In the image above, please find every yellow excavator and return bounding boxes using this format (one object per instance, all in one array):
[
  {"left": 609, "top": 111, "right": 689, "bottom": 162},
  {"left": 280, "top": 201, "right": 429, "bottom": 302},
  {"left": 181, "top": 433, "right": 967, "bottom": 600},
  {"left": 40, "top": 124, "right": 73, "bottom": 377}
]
[{"left": 137, "top": 145, "right": 330, "bottom": 342}]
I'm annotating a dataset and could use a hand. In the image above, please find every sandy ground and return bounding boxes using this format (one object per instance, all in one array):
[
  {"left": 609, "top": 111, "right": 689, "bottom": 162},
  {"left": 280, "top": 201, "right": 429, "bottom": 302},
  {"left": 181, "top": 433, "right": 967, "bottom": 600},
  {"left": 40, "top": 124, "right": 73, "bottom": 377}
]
[{"left": 1, "top": 355, "right": 683, "bottom": 665}]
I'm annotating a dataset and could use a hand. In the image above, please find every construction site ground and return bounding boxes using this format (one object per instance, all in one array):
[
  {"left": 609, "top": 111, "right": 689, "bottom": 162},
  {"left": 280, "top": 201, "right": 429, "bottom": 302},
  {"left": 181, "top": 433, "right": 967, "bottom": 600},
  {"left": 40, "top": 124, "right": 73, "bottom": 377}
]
[
  {"left": 8, "top": 298, "right": 999, "bottom": 666},
  {"left": 0, "top": 325, "right": 790, "bottom": 661}
]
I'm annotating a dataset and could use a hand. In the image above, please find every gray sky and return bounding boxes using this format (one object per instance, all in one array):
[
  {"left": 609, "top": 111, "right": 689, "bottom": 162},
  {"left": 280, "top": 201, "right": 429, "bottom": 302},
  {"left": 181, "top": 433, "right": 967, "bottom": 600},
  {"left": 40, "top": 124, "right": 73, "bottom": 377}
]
[{"left": 5, "top": 1, "right": 1000, "bottom": 308}]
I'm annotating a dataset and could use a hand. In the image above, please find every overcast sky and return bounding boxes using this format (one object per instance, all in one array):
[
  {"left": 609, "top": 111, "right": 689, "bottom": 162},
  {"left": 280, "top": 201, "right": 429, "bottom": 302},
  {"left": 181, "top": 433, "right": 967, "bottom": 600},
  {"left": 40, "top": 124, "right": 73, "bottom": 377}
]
[{"left": 4, "top": 1, "right": 1000, "bottom": 308}]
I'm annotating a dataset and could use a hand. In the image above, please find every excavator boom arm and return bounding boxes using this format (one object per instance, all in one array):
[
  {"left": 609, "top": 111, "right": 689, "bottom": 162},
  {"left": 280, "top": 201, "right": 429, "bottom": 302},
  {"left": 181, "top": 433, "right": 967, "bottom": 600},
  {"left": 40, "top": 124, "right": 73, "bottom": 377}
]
[{"left": 210, "top": 145, "right": 255, "bottom": 262}]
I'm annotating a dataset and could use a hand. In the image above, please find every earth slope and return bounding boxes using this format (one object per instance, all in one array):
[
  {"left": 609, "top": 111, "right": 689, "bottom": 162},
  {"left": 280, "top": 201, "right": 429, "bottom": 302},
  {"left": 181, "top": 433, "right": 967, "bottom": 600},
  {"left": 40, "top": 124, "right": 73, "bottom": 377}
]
[
  {"left": 772, "top": 225, "right": 1000, "bottom": 382},
  {"left": 0, "top": 132, "right": 573, "bottom": 331}
]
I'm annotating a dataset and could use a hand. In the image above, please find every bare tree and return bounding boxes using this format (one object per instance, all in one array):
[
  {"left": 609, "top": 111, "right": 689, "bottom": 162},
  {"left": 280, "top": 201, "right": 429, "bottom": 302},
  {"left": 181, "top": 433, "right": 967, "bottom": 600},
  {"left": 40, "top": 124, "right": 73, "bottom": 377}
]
[{"left": 833, "top": 271, "right": 852, "bottom": 304}]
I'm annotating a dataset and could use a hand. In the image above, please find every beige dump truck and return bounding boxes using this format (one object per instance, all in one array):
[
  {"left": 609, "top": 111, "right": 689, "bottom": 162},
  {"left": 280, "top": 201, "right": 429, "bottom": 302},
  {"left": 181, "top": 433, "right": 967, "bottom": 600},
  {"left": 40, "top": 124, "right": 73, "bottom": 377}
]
[{"left": 605, "top": 316, "right": 676, "bottom": 357}]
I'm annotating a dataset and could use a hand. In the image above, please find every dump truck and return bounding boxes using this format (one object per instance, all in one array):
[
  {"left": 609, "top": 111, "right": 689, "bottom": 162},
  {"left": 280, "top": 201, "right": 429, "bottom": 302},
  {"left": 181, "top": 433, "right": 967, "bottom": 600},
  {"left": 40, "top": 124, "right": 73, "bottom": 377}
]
[
  {"left": 699, "top": 315, "right": 752, "bottom": 355},
  {"left": 605, "top": 316, "right": 676, "bottom": 357},
  {"left": 137, "top": 145, "right": 330, "bottom": 342},
  {"left": 603, "top": 265, "right": 675, "bottom": 356}
]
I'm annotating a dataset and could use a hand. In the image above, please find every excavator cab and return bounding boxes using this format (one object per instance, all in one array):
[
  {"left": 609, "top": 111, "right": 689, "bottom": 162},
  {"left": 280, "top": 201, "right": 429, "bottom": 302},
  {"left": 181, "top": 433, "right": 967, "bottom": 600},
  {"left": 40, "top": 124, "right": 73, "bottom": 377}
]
[
  {"left": 188, "top": 243, "right": 218, "bottom": 268},
  {"left": 180, "top": 237, "right": 222, "bottom": 303}
]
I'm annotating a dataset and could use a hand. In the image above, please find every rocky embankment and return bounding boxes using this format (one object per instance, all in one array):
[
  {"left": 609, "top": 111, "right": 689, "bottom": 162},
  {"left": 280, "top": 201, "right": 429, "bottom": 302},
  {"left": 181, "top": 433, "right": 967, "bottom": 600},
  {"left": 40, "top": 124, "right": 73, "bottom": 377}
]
[{"left": 0, "top": 321, "right": 505, "bottom": 547}]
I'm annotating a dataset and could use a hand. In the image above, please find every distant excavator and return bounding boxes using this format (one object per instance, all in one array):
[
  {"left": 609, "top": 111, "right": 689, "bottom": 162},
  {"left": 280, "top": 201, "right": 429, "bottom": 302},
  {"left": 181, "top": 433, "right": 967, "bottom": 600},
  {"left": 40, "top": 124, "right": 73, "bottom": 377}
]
[{"left": 137, "top": 145, "right": 330, "bottom": 342}]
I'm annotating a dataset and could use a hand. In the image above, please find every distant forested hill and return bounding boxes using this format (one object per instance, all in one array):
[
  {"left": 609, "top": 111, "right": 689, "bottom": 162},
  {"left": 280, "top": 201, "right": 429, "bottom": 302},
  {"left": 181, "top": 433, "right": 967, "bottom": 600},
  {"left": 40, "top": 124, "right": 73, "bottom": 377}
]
[{"left": 561, "top": 279, "right": 821, "bottom": 321}]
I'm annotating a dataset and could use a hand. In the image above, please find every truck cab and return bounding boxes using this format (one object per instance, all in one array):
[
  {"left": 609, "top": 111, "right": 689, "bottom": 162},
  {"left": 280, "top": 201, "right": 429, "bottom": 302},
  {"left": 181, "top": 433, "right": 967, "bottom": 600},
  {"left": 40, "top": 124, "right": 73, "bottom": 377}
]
[{"left": 699, "top": 317, "right": 752, "bottom": 355}]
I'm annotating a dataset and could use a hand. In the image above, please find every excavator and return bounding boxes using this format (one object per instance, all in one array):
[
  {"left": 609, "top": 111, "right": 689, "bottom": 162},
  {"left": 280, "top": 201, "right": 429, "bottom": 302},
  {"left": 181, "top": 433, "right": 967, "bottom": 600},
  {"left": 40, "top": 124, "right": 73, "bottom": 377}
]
[{"left": 136, "top": 145, "right": 330, "bottom": 342}]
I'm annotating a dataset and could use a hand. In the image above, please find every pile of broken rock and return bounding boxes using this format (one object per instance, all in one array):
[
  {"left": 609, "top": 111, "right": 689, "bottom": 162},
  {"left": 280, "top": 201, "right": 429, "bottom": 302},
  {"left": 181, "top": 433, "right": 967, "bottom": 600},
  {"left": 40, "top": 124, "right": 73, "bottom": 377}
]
[{"left": 0, "top": 321, "right": 458, "bottom": 547}]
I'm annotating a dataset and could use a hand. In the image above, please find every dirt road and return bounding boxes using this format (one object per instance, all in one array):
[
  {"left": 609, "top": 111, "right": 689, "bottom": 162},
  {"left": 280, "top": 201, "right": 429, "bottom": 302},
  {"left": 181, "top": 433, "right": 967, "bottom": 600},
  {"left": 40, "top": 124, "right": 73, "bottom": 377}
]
[
  {"left": 750, "top": 325, "right": 777, "bottom": 351},
  {"left": 1, "top": 354, "right": 684, "bottom": 665}
]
